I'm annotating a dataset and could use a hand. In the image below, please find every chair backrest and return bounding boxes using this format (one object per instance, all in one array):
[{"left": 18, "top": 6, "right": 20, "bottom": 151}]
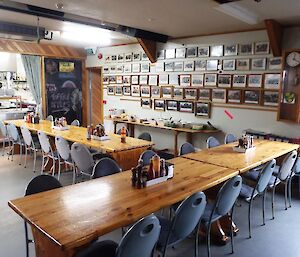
[
  {"left": 139, "top": 150, "right": 156, "bottom": 166},
  {"left": 70, "top": 142, "right": 94, "bottom": 174},
  {"left": 37, "top": 130, "right": 52, "bottom": 154},
  {"left": 170, "top": 191, "right": 206, "bottom": 242},
  {"left": 71, "top": 119, "right": 80, "bottom": 126},
  {"left": 0, "top": 121, "right": 7, "bottom": 137},
  {"left": 46, "top": 115, "right": 54, "bottom": 121},
  {"left": 92, "top": 157, "right": 121, "bottom": 179},
  {"left": 55, "top": 136, "right": 71, "bottom": 161},
  {"left": 206, "top": 136, "right": 220, "bottom": 149},
  {"left": 138, "top": 132, "right": 152, "bottom": 142},
  {"left": 116, "top": 214, "right": 161, "bottom": 257},
  {"left": 215, "top": 175, "right": 242, "bottom": 216},
  {"left": 256, "top": 159, "right": 276, "bottom": 193},
  {"left": 7, "top": 123, "right": 20, "bottom": 142},
  {"left": 25, "top": 174, "right": 62, "bottom": 196},
  {"left": 278, "top": 150, "right": 297, "bottom": 181},
  {"left": 179, "top": 142, "right": 195, "bottom": 155},
  {"left": 224, "top": 133, "right": 237, "bottom": 144},
  {"left": 117, "top": 128, "right": 129, "bottom": 136},
  {"left": 21, "top": 126, "right": 33, "bottom": 147}
]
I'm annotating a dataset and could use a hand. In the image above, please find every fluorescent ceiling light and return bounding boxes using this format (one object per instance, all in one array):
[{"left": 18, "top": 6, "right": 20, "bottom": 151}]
[{"left": 215, "top": 3, "right": 259, "bottom": 25}]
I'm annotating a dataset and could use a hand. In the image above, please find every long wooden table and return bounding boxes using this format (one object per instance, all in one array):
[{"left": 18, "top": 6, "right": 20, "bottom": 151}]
[{"left": 5, "top": 120, "right": 154, "bottom": 170}]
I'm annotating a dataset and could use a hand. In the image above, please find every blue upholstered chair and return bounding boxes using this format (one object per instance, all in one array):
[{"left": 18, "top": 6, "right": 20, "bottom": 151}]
[
  {"left": 92, "top": 157, "right": 122, "bottom": 179},
  {"left": 138, "top": 132, "right": 152, "bottom": 142},
  {"left": 206, "top": 136, "right": 220, "bottom": 149},
  {"left": 138, "top": 150, "right": 156, "bottom": 166},
  {"left": 224, "top": 133, "right": 237, "bottom": 144},
  {"left": 179, "top": 142, "right": 196, "bottom": 155}
]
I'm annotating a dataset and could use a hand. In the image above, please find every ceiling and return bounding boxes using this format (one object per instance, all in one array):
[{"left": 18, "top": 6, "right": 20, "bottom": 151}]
[{"left": 1, "top": 0, "right": 300, "bottom": 48}]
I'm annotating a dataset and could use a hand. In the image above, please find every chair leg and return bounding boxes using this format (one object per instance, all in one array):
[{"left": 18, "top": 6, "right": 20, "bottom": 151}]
[
  {"left": 195, "top": 223, "right": 200, "bottom": 257},
  {"left": 2, "top": 140, "right": 5, "bottom": 156},
  {"left": 272, "top": 185, "right": 276, "bottom": 220},
  {"left": 284, "top": 181, "right": 288, "bottom": 210},
  {"left": 19, "top": 144, "right": 22, "bottom": 165},
  {"left": 206, "top": 223, "right": 211, "bottom": 257},
  {"left": 41, "top": 155, "right": 45, "bottom": 174},
  {"left": 24, "top": 147, "right": 28, "bottom": 168},
  {"left": 288, "top": 176, "right": 292, "bottom": 208},
  {"left": 7, "top": 140, "right": 11, "bottom": 160},
  {"left": 33, "top": 150, "right": 37, "bottom": 173},
  {"left": 57, "top": 159, "right": 61, "bottom": 181},
  {"left": 248, "top": 198, "right": 253, "bottom": 238},
  {"left": 11, "top": 143, "right": 15, "bottom": 161},
  {"left": 24, "top": 222, "right": 29, "bottom": 257},
  {"left": 262, "top": 190, "right": 266, "bottom": 226},
  {"left": 230, "top": 214, "right": 234, "bottom": 254}
]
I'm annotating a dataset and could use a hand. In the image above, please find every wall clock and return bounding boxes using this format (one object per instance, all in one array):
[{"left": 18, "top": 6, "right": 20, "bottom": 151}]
[{"left": 286, "top": 51, "right": 300, "bottom": 67}]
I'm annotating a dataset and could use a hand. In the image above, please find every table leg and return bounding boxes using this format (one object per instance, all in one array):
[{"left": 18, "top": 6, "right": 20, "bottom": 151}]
[
  {"left": 186, "top": 132, "right": 193, "bottom": 144},
  {"left": 174, "top": 131, "right": 179, "bottom": 157}
]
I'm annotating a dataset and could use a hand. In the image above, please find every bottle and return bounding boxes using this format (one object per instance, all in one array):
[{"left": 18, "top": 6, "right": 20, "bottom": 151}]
[
  {"left": 120, "top": 126, "right": 126, "bottom": 143},
  {"left": 148, "top": 158, "right": 156, "bottom": 180},
  {"left": 160, "top": 159, "right": 166, "bottom": 177},
  {"left": 131, "top": 167, "right": 137, "bottom": 187},
  {"left": 86, "top": 126, "right": 91, "bottom": 140},
  {"left": 152, "top": 154, "right": 161, "bottom": 178}
]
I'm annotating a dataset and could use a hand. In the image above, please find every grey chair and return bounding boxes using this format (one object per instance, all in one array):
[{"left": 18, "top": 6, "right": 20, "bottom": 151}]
[
  {"left": 71, "top": 119, "right": 80, "bottom": 126},
  {"left": 116, "top": 128, "right": 129, "bottom": 136},
  {"left": 206, "top": 136, "right": 220, "bottom": 149},
  {"left": 7, "top": 123, "right": 24, "bottom": 164},
  {"left": 239, "top": 159, "right": 276, "bottom": 238},
  {"left": 0, "top": 121, "right": 11, "bottom": 156},
  {"left": 157, "top": 191, "right": 206, "bottom": 257},
  {"left": 21, "top": 125, "right": 41, "bottom": 172},
  {"left": 179, "top": 142, "right": 195, "bottom": 155},
  {"left": 92, "top": 157, "right": 122, "bottom": 179},
  {"left": 46, "top": 115, "right": 54, "bottom": 121},
  {"left": 77, "top": 214, "right": 161, "bottom": 257},
  {"left": 138, "top": 132, "right": 152, "bottom": 142},
  {"left": 224, "top": 133, "right": 237, "bottom": 144},
  {"left": 138, "top": 150, "right": 156, "bottom": 166},
  {"left": 288, "top": 156, "right": 300, "bottom": 205},
  {"left": 71, "top": 142, "right": 95, "bottom": 178},
  {"left": 201, "top": 175, "right": 242, "bottom": 257},
  {"left": 24, "top": 174, "right": 62, "bottom": 257}
]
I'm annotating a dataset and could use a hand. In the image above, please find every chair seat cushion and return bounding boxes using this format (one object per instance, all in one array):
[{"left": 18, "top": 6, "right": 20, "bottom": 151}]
[
  {"left": 201, "top": 203, "right": 222, "bottom": 223},
  {"left": 244, "top": 170, "right": 260, "bottom": 181},
  {"left": 76, "top": 240, "right": 117, "bottom": 257},
  {"left": 239, "top": 183, "right": 257, "bottom": 202},
  {"left": 157, "top": 216, "right": 181, "bottom": 248}
]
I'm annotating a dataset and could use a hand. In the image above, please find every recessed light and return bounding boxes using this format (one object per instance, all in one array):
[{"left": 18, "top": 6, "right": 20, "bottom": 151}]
[{"left": 55, "top": 3, "right": 64, "bottom": 9}]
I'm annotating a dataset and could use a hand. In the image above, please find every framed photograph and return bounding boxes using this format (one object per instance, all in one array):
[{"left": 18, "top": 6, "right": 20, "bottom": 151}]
[
  {"left": 115, "top": 86, "right": 123, "bottom": 96},
  {"left": 264, "top": 73, "right": 281, "bottom": 89},
  {"left": 103, "top": 75, "right": 110, "bottom": 85},
  {"left": 236, "top": 59, "right": 250, "bottom": 71},
  {"left": 148, "top": 75, "right": 158, "bottom": 86},
  {"left": 227, "top": 90, "right": 241, "bottom": 103},
  {"left": 233, "top": 74, "right": 247, "bottom": 88},
  {"left": 131, "top": 75, "right": 139, "bottom": 85},
  {"left": 239, "top": 43, "right": 253, "bottom": 55},
  {"left": 212, "top": 89, "right": 226, "bottom": 103},
  {"left": 251, "top": 58, "right": 266, "bottom": 70},
  {"left": 139, "top": 75, "right": 148, "bottom": 85},
  {"left": 165, "top": 49, "right": 176, "bottom": 59},
  {"left": 103, "top": 66, "right": 109, "bottom": 74},
  {"left": 268, "top": 57, "right": 282, "bottom": 70},
  {"left": 116, "top": 65, "right": 124, "bottom": 73},
  {"left": 109, "top": 75, "right": 117, "bottom": 84},
  {"left": 244, "top": 90, "right": 260, "bottom": 104},
  {"left": 159, "top": 74, "right": 169, "bottom": 85},
  {"left": 207, "top": 60, "right": 218, "bottom": 71},
  {"left": 125, "top": 53, "right": 132, "bottom": 62},
  {"left": 161, "top": 86, "right": 173, "bottom": 99},
  {"left": 151, "top": 86, "right": 161, "bottom": 98},
  {"left": 195, "top": 102, "right": 211, "bottom": 118},
  {"left": 204, "top": 73, "right": 217, "bottom": 86},
  {"left": 105, "top": 55, "right": 111, "bottom": 62},
  {"left": 165, "top": 61, "right": 174, "bottom": 72},
  {"left": 186, "top": 47, "right": 198, "bottom": 58},
  {"left": 192, "top": 74, "right": 204, "bottom": 87},
  {"left": 173, "top": 87, "right": 184, "bottom": 99},
  {"left": 124, "top": 63, "right": 132, "bottom": 73},
  {"left": 166, "top": 100, "right": 178, "bottom": 111},
  {"left": 141, "top": 98, "right": 152, "bottom": 109},
  {"left": 199, "top": 89, "right": 211, "bottom": 100},
  {"left": 264, "top": 91, "right": 279, "bottom": 106},
  {"left": 110, "top": 66, "right": 116, "bottom": 73},
  {"left": 150, "top": 63, "right": 156, "bottom": 73},
  {"left": 217, "top": 74, "right": 232, "bottom": 88},
  {"left": 174, "top": 61, "right": 184, "bottom": 72},
  {"left": 184, "top": 88, "right": 198, "bottom": 100},
  {"left": 176, "top": 48, "right": 186, "bottom": 58},
  {"left": 142, "top": 53, "right": 148, "bottom": 61},
  {"left": 107, "top": 86, "right": 115, "bottom": 95},
  {"left": 224, "top": 44, "right": 238, "bottom": 56},
  {"left": 154, "top": 99, "right": 165, "bottom": 111},
  {"left": 140, "top": 85, "right": 151, "bottom": 97},
  {"left": 122, "top": 86, "right": 131, "bottom": 96},
  {"left": 155, "top": 62, "right": 164, "bottom": 72},
  {"left": 157, "top": 50, "right": 165, "bottom": 60},
  {"left": 133, "top": 52, "right": 141, "bottom": 61},
  {"left": 131, "top": 85, "right": 140, "bottom": 97},
  {"left": 179, "top": 74, "right": 191, "bottom": 86},
  {"left": 211, "top": 45, "right": 223, "bottom": 57},
  {"left": 117, "top": 53, "right": 124, "bottom": 62},
  {"left": 141, "top": 63, "right": 150, "bottom": 73},
  {"left": 132, "top": 63, "right": 140, "bottom": 73},
  {"left": 184, "top": 61, "right": 194, "bottom": 72},
  {"left": 198, "top": 46, "right": 209, "bottom": 57},
  {"left": 116, "top": 75, "right": 123, "bottom": 84},
  {"left": 179, "top": 101, "right": 194, "bottom": 113},
  {"left": 169, "top": 74, "right": 179, "bottom": 85},
  {"left": 111, "top": 55, "right": 117, "bottom": 62},
  {"left": 223, "top": 59, "right": 235, "bottom": 71},
  {"left": 255, "top": 42, "right": 269, "bottom": 55},
  {"left": 248, "top": 74, "right": 263, "bottom": 88},
  {"left": 195, "top": 60, "right": 207, "bottom": 71}
]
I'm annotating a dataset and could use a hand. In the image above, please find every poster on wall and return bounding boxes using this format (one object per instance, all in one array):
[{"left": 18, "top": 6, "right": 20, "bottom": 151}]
[{"left": 44, "top": 58, "right": 83, "bottom": 124}]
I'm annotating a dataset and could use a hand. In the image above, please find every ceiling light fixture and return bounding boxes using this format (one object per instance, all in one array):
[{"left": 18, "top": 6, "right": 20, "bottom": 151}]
[{"left": 55, "top": 3, "right": 64, "bottom": 9}]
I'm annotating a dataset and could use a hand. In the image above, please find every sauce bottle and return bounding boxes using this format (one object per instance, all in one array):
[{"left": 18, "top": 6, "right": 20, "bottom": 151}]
[
  {"left": 120, "top": 127, "right": 126, "bottom": 143},
  {"left": 152, "top": 154, "right": 161, "bottom": 178}
]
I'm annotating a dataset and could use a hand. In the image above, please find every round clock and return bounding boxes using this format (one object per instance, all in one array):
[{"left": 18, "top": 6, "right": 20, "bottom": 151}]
[{"left": 286, "top": 51, "right": 300, "bottom": 67}]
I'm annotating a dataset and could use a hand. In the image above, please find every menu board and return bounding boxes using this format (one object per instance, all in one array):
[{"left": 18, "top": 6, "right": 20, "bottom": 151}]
[{"left": 44, "top": 58, "right": 83, "bottom": 124}]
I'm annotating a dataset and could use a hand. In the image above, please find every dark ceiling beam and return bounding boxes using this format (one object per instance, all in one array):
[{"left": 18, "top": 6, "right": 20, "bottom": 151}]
[
  {"left": 137, "top": 38, "right": 157, "bottom": 63},
  {"left": 265, "top": 19, "right": 283, "bottom": 57}
]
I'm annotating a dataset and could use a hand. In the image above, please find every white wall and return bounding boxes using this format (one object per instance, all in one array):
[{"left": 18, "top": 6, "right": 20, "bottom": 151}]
[
  {"left": 0, "top": 52, "right": 17, "bottom": 72},
  {"left": 86, "top": 29, "right": 300, "bottom": 151}
]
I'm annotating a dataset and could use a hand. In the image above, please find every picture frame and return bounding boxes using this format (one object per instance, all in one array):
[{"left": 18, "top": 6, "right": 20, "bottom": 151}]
[
  {"left": 125, "top": 53, "right": 132, "bottom": 62},
  {"left": 176, "top": 48, "right": 186, "bottom": 58},
  {"left": 110, "top": 66, "right": 116, "bottom": 73},
  {"left": 206, "top": 60, "right": 218, "bottom": 71},
  {"left": 223, "top": 59, "right": 235, "bottom": 71},
  {"left": 141, "top": 63, "right": 150, "bottom": 73},
  {"left": 132, "top": 63, "right": 140, "bottom": 73},
  {"left": 204, "top": 73, "right": 217, "bottom": 86},
  {"left": 103, "top": 75, "right": 110, "bottom": 85},
  {"left": 155, "top": 62, "right": 164, "bottom": 72},
  {"left": 186, "top": 47, "right": 198, "bottom": 58},
  {"left": 255, "top": 42, "right": 269, "bottom": 55},
  {"left": 111, "top": 55, "right": 117, "bottom": 62},
  {"left": 148, "top": 75, "right": 158, "bottom": 86},
  {"left": 153, "top": 99, "right": 165, "bottom": 111},
  {"left": 107, "top": 86, "right": 115, "bottom": 95},
  {"left": 140, "top": 85, "right": 151, "bottom": 97},
  {"left": 159, "top": 74, "right": 169, "bottom": 85},
  {"left": 199, "top": 88, "right": 211, "bottom": 100},
  {"left": 239, "top": 43, "right": 253, "bottom": 55},
  {"left": 117, "top": 53, "right": 124, "bottom": 62},
  {"left": 195, "top": 102, "right": 211, "bottom": 118},
  {"left": 268, "top": 57, "right": 282, "bottom": 70},
  {"left": 210, "top": 45, "right": 223, "bottom": 57},
  {"left": 184, "top": 61, "right": 194, "bottom": 72},
  {"left": 217, "top": 74, "right": 232, "bottom": 88},
  {"left": 157, "top": 50, "right": 165, "bottom": 60},
  {"left": 142, "top": 53, "right": 149, "bottom": 61},
  {"left": 115, "top": 85, "right": 123, "bottom": 96},
  {"left": 264, "top": 91, "right": 279, "bottom": 106},
  {"left": 236, "top": 59, "right": 250, "bottom": 71},
  {"left": 109, "top": 75, "right": 117, "bottom": 84},
  {"left": 244, "top": 90, "right": 260, "bottom": 104},
  {"left": 131, "top": 85, "right": 140, "bottom": 97},
  {"left": 165, "top": 49, "right": 176, "bottom": 59},
  {"left": 169, "top": 74, "right": 179, "bottom": 85},
  {"left": 174, "top": 61, "right": 184, "bottom": 72},
  {"left": 227, "top": 90, "right": 241, "bottom": 103},
  {"left": 141, "top": 98, "right": 152, "bottom": 109},
  {"left": 165, "top": 61, "right": 174, "bottom": 72},
  {"left": 116, "top": 65, "right": 124, "bottom": 73},
  {"left": 233, "top": 74, "right": 247, "bottom": 88},
  {"left": 131, "top": 75, "right": 139, "bottom": 85},
  {"left": 122, "top": 86, "right": 131, "bottom": 96},
  {"left": 195, "top": 60, "right": 207, "bottom": 71},
  {"left": 184, "top": 88, "right": 198, "bottom": 100},
  {"left": 212, "top": 89, "right": 226, "bottom": 103},
  {"left": 251, "top": 58, "right": 266, "bottom": 70},
  {"left": 151, "top": 86, "right": 161, "bottom": 98},
  {"left": 264, "top": 73, "right": 281, "bottom": 89},
  {"left": 173, "top": 87, "right": 184, "bottom": 99},
  {"left": 133, "top": 52, "right": 141, "bottom": 61},
  {"left": 103, "top": 66, "right": 109, "bottom": 74},
  {"left": 139, "top": 75, "right": 148, "bottom": 85},
  {"left": 124, "top": 63, "right": 132, "bottom": 73},
  {"left": 248, "top": 74, "right": 263, "bottom": 88},
  {"left": 178, "top": 101, "right": 194, "bottom": 113},
  {"left": 166, "top": 100, "right": 179, "bottom": 111},
  {"left": 192, "top": 74, "right": 204, "bottom": 87},
  {"left": 116, "top": 75, "right": 123, "bottom": 84},
  {"left": 105, "top": 55, "right": 111, "bottom": 62},
  {"left": 198, "top": 46, "right": 209, "bottom": 57},
  {"left": 224, "top": 44, "right": 238, "bottom": 56},
  {"left": 161, "top": 86, "right": 173, "bottom": 99},
  {"left": 179, "top": 74, "right": 191, "bottom": 86}
]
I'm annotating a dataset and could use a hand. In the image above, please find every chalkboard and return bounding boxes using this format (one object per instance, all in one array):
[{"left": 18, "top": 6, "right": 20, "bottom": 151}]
[{"left": 44, "top": 58, "right": 83, "bottom": 124}]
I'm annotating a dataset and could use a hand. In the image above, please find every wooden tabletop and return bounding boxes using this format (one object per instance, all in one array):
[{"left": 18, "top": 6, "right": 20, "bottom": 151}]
[
  {"left": 8, "top": 157, "right": 238, "bottom": 250},
  {"left": 183, "top": 139, "right": 299, "bottom": 173},
  {"left": 5, "top": 120, "right": 153, "bottom": 153}
]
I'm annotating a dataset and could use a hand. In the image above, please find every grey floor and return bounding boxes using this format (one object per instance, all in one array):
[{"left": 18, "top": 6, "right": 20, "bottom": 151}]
[{"left": 1, "top": 152, "right": 300, "bottom": 257}]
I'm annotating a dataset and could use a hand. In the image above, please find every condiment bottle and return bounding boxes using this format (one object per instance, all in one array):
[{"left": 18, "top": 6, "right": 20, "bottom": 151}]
[
  {"left": 148, "top": 158, "right": 155, "bottom": 180},
  {"left": 120, "top": 126, "right": 126, "bottom": 143},
  {"left": 131, "top": 167, "right": 137, "bottom": 187},
  {"left": 152, "top": 154, "right": 161, "bottom": 178},
  {"left": 160, "top": 159, "right": 166, "bottom": 177},
  {"left": 86, "top": 125, "right": 91, "bottom": 140}
]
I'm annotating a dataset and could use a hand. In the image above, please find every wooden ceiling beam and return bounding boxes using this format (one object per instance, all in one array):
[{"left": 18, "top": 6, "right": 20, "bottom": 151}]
[
  {"left": 265, "top": 19, "right": 283, "bottom": 57},
  {"left": 137, "top": 38, "right": 157, "bottom": 63}
]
